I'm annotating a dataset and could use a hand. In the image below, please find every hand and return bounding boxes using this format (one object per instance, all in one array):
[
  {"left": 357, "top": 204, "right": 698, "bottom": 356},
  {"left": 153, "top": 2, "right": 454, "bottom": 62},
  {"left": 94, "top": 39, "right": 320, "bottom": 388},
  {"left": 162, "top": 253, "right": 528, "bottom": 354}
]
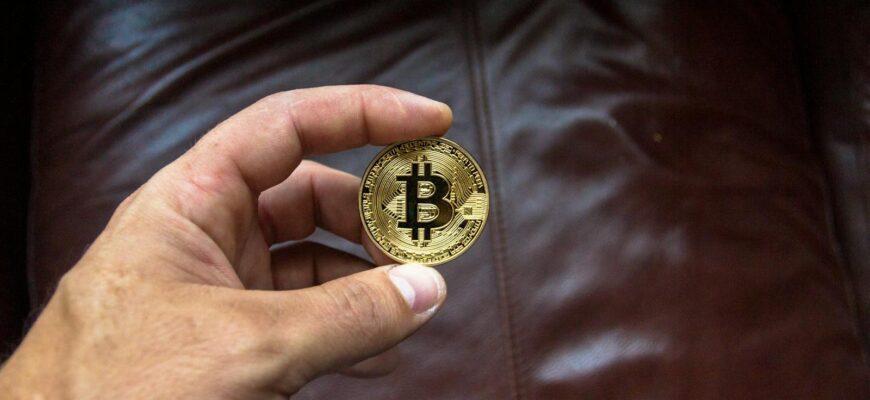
[{"left": 0, "top": 85, "right": 452, "bottom": 398}]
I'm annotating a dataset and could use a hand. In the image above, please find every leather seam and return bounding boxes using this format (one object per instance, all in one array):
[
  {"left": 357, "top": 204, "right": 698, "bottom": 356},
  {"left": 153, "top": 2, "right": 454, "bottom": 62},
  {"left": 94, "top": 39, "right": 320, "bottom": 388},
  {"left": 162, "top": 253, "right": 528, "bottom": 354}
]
[
  {"left": 459, "top": 2, "right": 523, "bottom": 399},
  {"left": 785, "top": 6, "right": 870, "bottom": 360}
]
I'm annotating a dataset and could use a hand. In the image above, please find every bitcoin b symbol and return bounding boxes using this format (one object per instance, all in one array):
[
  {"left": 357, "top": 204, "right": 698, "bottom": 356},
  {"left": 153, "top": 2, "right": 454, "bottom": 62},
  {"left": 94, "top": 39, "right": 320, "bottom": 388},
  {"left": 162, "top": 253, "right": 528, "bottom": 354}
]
[
  {"left": 397, "top": 162, "right": 454, "bottom": 241},
  {"left": 359, "top": 137, "right": 489, "bottom": 265}
]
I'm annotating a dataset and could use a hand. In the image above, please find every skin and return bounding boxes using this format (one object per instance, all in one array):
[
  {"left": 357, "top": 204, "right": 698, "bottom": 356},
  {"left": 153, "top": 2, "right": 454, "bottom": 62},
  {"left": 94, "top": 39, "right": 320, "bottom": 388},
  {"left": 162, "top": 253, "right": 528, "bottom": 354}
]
[{"left": 0, "top": 85, "right": 452, "bottom": 399}]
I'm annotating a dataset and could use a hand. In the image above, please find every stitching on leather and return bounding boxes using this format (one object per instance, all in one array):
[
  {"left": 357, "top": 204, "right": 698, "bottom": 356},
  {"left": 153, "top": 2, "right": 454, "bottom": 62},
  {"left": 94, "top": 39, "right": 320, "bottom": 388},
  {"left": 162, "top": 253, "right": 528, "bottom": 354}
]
[{"left": 459, "top": 2, "right": 523, "bottom": 399}]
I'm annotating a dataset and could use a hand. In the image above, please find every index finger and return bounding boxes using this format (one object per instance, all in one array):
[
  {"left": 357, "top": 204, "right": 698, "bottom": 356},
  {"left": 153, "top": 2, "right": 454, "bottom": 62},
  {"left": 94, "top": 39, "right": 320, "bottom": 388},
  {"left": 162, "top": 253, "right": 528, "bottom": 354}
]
[
  {"left": 149, "top": 85, "right": 452, "bottom": 263},
  {"left": 193, "top": 84, "right": 451, "bottom": 193}
]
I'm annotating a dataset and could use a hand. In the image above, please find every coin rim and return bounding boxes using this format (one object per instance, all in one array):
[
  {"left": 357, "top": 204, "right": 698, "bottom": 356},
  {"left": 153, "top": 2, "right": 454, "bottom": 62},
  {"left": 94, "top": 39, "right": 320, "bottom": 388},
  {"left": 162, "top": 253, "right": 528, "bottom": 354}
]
[{"left": 358, "top": 136, "right": 490, "bottom": 266}]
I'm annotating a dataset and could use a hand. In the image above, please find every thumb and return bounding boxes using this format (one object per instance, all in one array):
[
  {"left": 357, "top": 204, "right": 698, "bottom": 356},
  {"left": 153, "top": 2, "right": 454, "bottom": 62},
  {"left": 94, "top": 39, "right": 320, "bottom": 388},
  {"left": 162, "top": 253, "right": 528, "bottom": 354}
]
[{"left": 271, "top": 264, "right": 446, "bottom": 381}]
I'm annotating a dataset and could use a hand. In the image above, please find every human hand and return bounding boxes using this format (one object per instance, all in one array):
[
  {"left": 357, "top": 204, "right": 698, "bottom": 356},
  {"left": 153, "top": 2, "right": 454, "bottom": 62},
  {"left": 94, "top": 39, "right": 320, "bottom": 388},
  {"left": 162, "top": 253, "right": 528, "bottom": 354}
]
[{"left": 0, "top": 85, "right": 452, "bottom": 398}]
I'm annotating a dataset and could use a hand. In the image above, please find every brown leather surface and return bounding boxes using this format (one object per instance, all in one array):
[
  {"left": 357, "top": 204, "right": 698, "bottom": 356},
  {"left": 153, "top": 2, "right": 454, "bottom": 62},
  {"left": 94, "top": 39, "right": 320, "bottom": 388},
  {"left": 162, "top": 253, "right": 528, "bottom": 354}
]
[
  {"left": 791, "top": 0, "right": 870, "bottom": 350},
  {"left": 28, "top": 1, "right": 869, "bottom": 398},
  {"left": 0, "top": 2, "right": 35, "bottom": 358}
]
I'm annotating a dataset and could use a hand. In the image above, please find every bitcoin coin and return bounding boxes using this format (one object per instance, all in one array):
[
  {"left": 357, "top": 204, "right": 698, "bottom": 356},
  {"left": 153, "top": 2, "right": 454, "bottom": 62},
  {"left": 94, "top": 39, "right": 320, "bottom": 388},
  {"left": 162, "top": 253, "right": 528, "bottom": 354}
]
[{"left": 359, "top": 137, "right": 489, "bottom": 266}]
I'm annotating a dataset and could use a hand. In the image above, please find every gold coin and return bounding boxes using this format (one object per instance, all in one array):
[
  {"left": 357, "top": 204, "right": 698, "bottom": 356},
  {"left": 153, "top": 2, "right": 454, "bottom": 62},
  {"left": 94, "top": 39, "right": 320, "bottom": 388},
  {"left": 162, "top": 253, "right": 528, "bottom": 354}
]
[{"left": 359, "top": 137, "right": 489, "bottom": 266}]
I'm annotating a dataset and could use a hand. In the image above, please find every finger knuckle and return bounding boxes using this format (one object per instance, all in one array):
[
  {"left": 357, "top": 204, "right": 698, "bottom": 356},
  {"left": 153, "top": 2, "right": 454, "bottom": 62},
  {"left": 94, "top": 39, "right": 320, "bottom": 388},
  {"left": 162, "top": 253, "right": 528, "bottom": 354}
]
[
  {"left": 175, "top": 160, "right": 237, "bottom": 203},
  {"left": 166, "top": 161, "right": 254, "bottom": 236},
  {"left": 321, "top": 277, "right": 393, "bottom": 341},
  {"left": 258, "top": 91, "right": 298, "bottom": 123},
  {"left": 57, "top": 266, "right": 141, "bottom": 320}
]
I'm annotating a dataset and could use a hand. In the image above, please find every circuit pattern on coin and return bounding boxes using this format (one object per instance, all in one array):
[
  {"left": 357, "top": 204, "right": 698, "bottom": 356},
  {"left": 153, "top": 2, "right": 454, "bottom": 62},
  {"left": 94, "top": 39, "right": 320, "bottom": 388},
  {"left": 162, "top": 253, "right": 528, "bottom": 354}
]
[{"left": 359, "top": 137, "right": 489, "bottom": 265}]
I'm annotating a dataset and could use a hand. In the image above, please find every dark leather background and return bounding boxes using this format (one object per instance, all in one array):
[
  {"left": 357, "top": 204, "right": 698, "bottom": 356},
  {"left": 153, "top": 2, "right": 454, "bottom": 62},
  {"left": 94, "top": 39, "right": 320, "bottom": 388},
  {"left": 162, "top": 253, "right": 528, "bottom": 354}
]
[
  {"left": 0, "top": 2, "right": 34, "bottom": 358},
  {"left": 12, "top": 0, "right": 870, "bottom": 398},
  {"left": 791, "top": 0, "right": 870, "bottom": 350}
]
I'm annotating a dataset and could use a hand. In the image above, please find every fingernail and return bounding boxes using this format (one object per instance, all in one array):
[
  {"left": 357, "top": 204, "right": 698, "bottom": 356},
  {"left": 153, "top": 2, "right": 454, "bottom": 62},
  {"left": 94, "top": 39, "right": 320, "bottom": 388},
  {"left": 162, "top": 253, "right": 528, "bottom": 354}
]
[{"left": 388, "top": 264, "right": 445, "bottom": 314}]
